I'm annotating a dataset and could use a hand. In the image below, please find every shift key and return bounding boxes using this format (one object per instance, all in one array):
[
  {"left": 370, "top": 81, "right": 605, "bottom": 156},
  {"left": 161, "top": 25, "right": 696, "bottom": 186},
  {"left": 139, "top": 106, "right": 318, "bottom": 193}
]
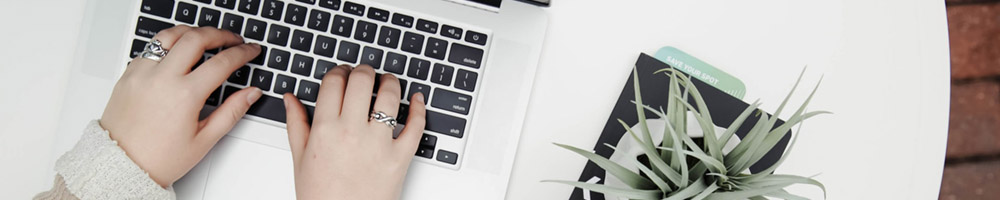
[
  {"left": 426, "top": 110, "right": 466, "bottom": 138},
  {"left": 431, "top": 88, "right": 471, "bottom": 115}
]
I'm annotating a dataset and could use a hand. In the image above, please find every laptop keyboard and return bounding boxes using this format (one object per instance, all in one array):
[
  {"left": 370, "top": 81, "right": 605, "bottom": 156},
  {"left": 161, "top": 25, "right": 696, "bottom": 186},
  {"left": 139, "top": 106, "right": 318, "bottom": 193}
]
[{"left": 131, "top": 0, "right": 492, "bottom": 169}]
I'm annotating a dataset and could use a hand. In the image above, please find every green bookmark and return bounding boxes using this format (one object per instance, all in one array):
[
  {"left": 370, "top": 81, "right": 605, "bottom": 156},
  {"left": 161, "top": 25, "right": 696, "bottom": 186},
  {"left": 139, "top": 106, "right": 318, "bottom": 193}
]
[{"left": 654, "top": 46, "right": 746, "bottom": 99}]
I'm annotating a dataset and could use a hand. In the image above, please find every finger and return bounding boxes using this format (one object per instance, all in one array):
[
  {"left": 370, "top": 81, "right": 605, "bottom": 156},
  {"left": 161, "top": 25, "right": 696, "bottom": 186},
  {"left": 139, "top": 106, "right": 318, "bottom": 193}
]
[
  {"left": 159, "top": 27, "right": 244, "bottom": 75},
  {"left": 341, "top": 65, "right": 377, "bottom": 124},
  {"left": 314, "top": 65, "right": 352, "bottom": 122},
  {"left": 370, "top": 74, "right": 402, "bottom": 139},
  {"left": 127, "top": 25, "right": 193, "bottom": 73},
  {"left": 151, "top": 25, "right": 194, "bottom": 50},
  {"left": 188, "top": 43, "right": 261, "bottom": 93},
  {"left": 195, "top": 87, "right": 263, "bottom": 146},
  {"left": 283, "top": 93, "right": 311, "bottom": 165},
  {"left": 394, "top": 93, "right": 426, "bottom": 155}
]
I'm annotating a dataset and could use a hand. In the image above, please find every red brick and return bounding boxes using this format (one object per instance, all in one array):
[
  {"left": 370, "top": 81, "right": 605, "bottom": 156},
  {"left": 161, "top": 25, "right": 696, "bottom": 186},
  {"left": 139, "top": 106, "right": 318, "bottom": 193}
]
[
  {"left": 948, "top": 81, "right": 1000, "bottom": 158},
  {"left": 948, "top": 3, "right": 1000, "bottom": 79},
  {"left": 939, "top": 160, "right": 1000, "bottom": 200}
]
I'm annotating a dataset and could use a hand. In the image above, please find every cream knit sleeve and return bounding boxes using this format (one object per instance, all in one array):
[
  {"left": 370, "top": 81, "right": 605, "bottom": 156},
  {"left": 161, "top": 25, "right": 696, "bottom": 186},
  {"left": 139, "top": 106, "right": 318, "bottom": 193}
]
[{"left": 34, "top": 120, "right": 175, "bottom": 200}]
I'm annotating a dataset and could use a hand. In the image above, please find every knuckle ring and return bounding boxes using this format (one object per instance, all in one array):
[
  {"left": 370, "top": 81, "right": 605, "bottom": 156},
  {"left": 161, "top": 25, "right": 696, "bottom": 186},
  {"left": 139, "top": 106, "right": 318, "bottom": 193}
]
[
  {"left": 369, "top": 111, "right": 398, "bottom": 129},
  {"left": 140, "top": 39, "right": 169, "bottom": 62}
]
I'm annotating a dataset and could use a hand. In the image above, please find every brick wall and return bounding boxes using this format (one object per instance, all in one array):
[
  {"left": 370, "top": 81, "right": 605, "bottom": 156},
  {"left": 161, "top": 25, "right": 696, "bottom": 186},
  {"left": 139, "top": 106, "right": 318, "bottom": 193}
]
[{"left": 941, "top": 0, "right": 1000, "bottom": 199}]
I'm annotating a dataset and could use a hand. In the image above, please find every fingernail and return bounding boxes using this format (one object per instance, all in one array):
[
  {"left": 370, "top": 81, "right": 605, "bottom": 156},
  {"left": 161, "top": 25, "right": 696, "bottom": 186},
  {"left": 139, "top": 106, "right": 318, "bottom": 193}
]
[
  {"left": 246, "top": 87, "right": 263, "bottom": 105},
  {"left": 414, "top": 92, "right": 425, "bottom": 104}
]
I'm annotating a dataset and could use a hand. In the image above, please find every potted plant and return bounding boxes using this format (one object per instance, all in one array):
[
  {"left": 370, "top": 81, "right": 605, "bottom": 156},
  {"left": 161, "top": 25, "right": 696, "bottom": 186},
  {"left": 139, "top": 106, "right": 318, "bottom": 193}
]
[{"left": 547, "top": 66, "right": 827, "bottom": 200}]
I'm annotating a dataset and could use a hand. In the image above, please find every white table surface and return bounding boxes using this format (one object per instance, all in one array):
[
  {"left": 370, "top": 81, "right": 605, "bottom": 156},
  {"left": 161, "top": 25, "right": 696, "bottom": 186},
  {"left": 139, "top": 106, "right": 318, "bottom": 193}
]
[{"left": 0, "top": 0, "right": 950, "bottom": 199}]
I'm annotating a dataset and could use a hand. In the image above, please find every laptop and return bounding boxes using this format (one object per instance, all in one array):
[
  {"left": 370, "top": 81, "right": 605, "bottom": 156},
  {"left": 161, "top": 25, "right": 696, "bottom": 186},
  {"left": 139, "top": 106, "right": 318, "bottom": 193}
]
[{"left": 52, "top": 0, "right": 549, "bottom": 199}]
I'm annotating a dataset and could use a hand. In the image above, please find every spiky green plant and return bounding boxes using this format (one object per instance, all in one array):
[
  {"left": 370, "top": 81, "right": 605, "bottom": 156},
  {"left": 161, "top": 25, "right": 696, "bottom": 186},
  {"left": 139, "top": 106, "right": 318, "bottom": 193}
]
[{"left": 545, "top": 67, "right": 827, "bottom": 199}]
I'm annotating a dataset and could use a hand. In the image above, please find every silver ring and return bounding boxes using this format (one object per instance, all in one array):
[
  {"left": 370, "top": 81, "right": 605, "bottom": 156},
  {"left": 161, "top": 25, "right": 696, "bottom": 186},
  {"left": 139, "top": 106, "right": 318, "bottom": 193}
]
[
  {"left": 140, "top": 39, "right": 169, "bottom": 62},
  {"left": 370, "top": 111, "right": 398, "bottom": 129}
]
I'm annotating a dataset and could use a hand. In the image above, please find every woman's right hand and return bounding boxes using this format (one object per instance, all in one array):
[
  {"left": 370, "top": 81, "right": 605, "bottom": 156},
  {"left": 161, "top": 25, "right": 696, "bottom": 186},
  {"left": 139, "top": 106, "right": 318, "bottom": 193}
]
[{"left": 282, "top": 64, "right": 426, "bottom": 200}]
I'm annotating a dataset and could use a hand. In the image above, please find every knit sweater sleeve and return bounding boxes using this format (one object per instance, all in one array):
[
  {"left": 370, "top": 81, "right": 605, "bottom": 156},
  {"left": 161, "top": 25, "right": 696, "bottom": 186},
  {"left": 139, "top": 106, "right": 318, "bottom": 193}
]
[{"left": 35, "top": 120, "right": 175, "bottom": 200}]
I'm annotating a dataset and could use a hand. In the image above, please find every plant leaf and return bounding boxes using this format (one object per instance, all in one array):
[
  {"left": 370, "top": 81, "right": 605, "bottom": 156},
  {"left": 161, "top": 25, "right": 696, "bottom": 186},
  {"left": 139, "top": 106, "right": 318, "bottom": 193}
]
[
  {"left": 632, "top": 157, "right": 674, "bottom": 193},
  {"left": 655, "top": 147, "right": 726, "bottom": 173},
  {"left": 664, "top": 177, "right": 708, "bottom": 200},
  {"left": 542, "top": 180, "right": 661, "bottom": 200},
  {"left": 620, "top": 120, "right": 684, "bottom": 186},
  {"left": 680, "top": 73, "right": 722, "bottom": 161},
  {"left": 553, "top": 143, "right": 655, "bottom": 189},
  {"left": 691, "top": 180, "right": 720, "bottom": 200},
  {"left": 719, "top": 100, "right": 761, "bottom": 144}
]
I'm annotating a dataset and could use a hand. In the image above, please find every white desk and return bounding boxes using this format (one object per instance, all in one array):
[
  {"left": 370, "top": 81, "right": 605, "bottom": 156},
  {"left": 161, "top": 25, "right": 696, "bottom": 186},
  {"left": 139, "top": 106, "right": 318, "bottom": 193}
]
[
  {"left": 507, "top": 0, "right": 950, "bottom": 199},
  {"left": 0, "top": 0, "right": 950, "bottom": 199}
]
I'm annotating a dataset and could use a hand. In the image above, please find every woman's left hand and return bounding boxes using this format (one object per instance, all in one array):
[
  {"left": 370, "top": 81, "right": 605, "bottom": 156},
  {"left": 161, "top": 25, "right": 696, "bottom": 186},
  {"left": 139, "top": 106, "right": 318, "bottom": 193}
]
[{"left": 99, "top": 25, "right": 262, "bottom": 188}]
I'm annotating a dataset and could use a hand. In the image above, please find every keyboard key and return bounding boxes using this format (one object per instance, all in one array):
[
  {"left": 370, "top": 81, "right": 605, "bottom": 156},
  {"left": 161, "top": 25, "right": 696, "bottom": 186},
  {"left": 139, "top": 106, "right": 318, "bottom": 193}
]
[
  {"left": 284, "top": 3, "right": 307, "bottom": 26},
  {"left": 354, "top": 20, "right": 377, "bottom": 43},
  {"left": 454, "top": 69, "right": 477, "bottom": 92},
  {"left": 194, "top": 0, "right": 212, "bottom": 4},
  {"left": 247, "top": 94, "right": 287, "bottom": 123},
  {"left": 297, "top": 79, "right": 320, "bottom": 102},
  {"left": 337, "top": 40, "right": 361, "bottom": 63},
  {"left": 238, "top": 0, "right": 261, "bottom": 15},
  {"left": 319, "top": 0, "right": 341, "bottom": 11},
  {"left": 244, "top": 18, "right": 267, "bottom": 41},
  {"left": 424, "top": 37, "right": 447, "bottom": 60},
  {"left": 430, "top": 63, "right": 454, "bottom": 86},
  {"left": 465, "top": 30, "right": 487, "bottom": 45},
  {"left": 274, "top": 74, "right": 297, "bottom": 95},
  {"left": 140, "top": 0, "right": 174, "bottom": 19},
  {"left": 296, "top": 0, "right": 316, "bottom": 4},
  {"left": 266, "top": 24, "right": 290, "bottom": 46},
  {"left": 343, "top": 1, "right": 365, "bottom": 16},
  {"left": 206, "top": 87, "right": 222, "bottom": 106},
  {"left": 416, "top": 146, "right": 434, "bottom": 158},
  {"left": 251, "top": 46, "right": 267, "bottom": 65},
  {"left": 307, "top": 9, "right": 331, "bottom": 32},
  {"left": 129, "top": 39, "right": 148, "bottom": 58},
  {"left": 268, "top": 48, "right": 290, "bottom": 70},
  {"left": 291, "top": 54, "right": 313, "bottom": 76},
  {"left": 448, "top": 43, "right": 484, "bottom": 68},
  {"left": 400, "top": 32, "right": 424, "bottom": 54},
  {"left": 436, "top": 149, "right": 458, "bottom": 164},
  {"left": 221, "top": 13, "right": 244, "bottom": 35},
  {"left": 216, "top": 0, "right": 237, "bottom": 10},
  {"left": 330, "top": 15, "right": 354, "bottom": 37},
  {"left": 396, "top": 102, "right": 409, "bottom": 121},
  {"left": 360, "top": 46, "right": 383, "bottom": 69},
  {"left": 383, "top": 52, "right": 406, "bottom": 75},
  {"left": 420, "top": 134, "right": 437, "bottom": 147},
  {"left": 416, "top": 19, "right": 438, "bottom": 34},
  {"left": 228, "top": 65, "right": 251, "bottom": 85},
  {"left": 198, "top": 7, "right": 221, "bottom": 27},
  {"left": 262, "top": 0, "right": 284, "bottom": 21},
  {"left": 175, "top": 2, "right": 198, "bottom": 24},
  {"left": 136, "top": 17, "right": 173, "bottom": 39},
  {"left": 391, "top": 13, "right": 414, "bottom": 28},
  {"left": 314, "top": 35, "right": 337, "bottom": 57},
  {"left": 314, "top": 59, "right": 337, "bottom": 79},
  {"left": 426, "top": 111, "right": 465, "bottom": 138},
  {"left": 250, "top": 68, "right": 274, "bottom": 91},
  {"left": 377, "top": 26, "right": 401, "bottom": 49},
  {"left": 407, "top": 58, "right": 430, "bottom": 80},
  {"left": 290, "top": 30, "right": 313, "bottom": 52},
  {"left": 367, "top": 7, "right": 389, "bottom": 22},
  {"left": 440, "top": 24, "right": 462, "bottom": 40},
  {"left": 407, "top": 82, "right": 431, "bottom": 103},
  {"left": 432, "top": 88, "right": 471, "bottom": 115}
]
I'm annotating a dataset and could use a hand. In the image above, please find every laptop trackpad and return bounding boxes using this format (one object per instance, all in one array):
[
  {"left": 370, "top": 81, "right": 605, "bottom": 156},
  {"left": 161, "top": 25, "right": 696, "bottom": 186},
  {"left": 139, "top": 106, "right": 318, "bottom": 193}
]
[{"left": 202, "top": 136, "right": 296, "bottom": 199}]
